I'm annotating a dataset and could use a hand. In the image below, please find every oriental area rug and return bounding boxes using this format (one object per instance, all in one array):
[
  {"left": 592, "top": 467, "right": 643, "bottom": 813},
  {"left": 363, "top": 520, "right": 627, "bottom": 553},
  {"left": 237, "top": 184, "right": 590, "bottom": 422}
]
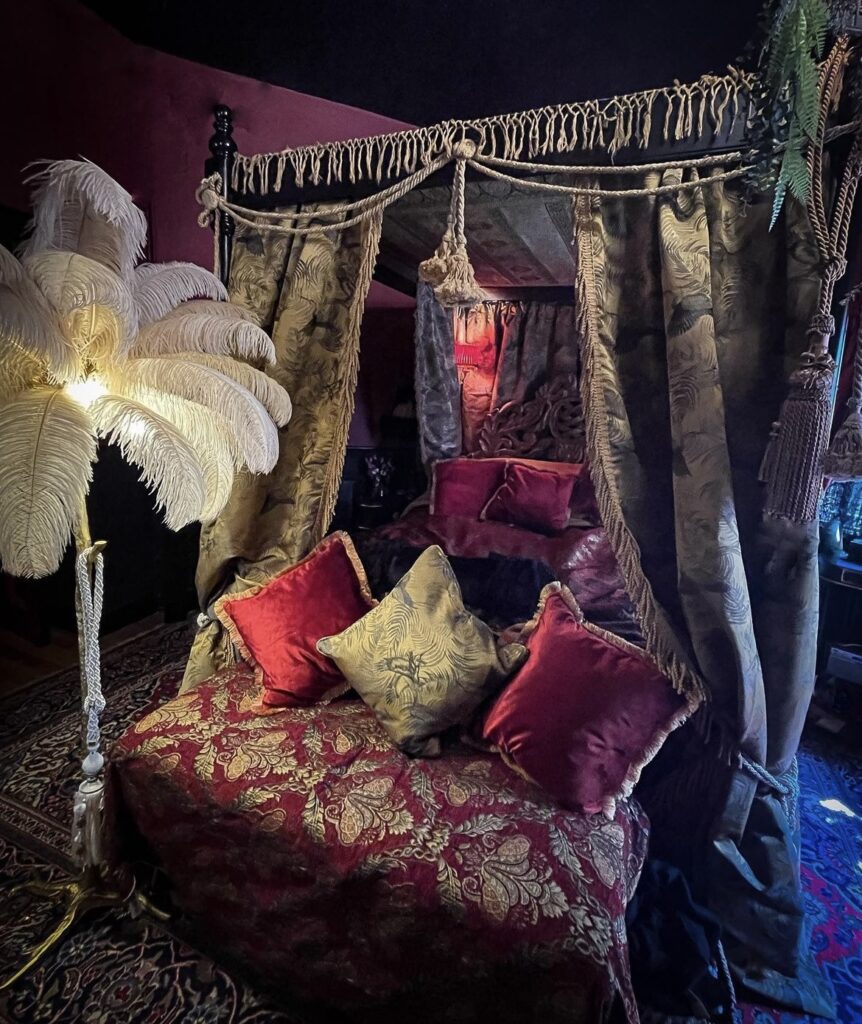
[{"left": 0, "top": 622, "right": 859, "bottom": 1024}]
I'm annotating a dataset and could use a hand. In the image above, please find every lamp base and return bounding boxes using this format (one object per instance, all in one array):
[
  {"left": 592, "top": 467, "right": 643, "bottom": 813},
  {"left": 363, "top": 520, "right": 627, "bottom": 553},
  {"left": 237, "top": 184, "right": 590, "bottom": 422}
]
[{"left": 0, "top": 867, "right": 169, "bottom": 991}]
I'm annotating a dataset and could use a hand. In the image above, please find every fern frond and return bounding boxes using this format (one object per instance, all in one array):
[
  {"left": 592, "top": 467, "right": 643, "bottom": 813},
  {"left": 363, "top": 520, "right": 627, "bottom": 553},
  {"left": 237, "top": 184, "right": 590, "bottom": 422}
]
[
  {"left": 133, "top": 262, "right": 228, "bottom": 325},
  {"left": 105, "top": 357, "right": 279, "bottom": 473},
  {"left": 131, "top": 312, "right": 276, "bottom": 364},
  {"left": 22, "top": 159, "right": 147, "bottom": 277},
  {"left": 0, "top": 386, "right": 96, "bottom": 578},
  {"left": 160, "top": 352, "right": 291, "bottom": 425},
  {"left": 90, "top": 394, "right": 205, "bottom": 529}
]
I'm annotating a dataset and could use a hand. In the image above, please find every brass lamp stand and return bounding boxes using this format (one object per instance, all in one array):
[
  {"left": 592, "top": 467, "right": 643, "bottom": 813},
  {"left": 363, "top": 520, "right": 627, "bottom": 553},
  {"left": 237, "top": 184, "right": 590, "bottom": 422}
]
[{"left": 0, "top": 505, "right": 165, "bottom": 992}]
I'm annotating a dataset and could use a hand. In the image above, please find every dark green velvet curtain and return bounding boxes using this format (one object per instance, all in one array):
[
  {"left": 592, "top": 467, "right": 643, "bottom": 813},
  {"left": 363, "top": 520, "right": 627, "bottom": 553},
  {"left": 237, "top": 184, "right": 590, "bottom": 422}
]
[{"left": 574, "top": 169, "right": 832, "bottom": 1015}]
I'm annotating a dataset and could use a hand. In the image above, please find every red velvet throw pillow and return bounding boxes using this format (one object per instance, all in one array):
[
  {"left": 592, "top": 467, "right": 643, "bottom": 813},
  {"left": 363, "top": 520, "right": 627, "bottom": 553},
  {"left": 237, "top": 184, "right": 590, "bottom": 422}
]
[
  {"left": 481, "top": 462, "right": 575, "bottom": 534},
  {"left": 430, "top": 457, "right": 507, "bottom": 518},
  {"left": 482, "top": 584, "right": 691, "bottom": 815},
  {"left": 215, "top": 532, "right": 375, "bottom": 710}
]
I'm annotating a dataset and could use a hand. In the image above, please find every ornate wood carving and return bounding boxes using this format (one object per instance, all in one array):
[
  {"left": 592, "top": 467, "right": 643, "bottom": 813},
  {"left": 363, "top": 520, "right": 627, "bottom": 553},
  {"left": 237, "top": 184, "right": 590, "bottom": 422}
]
[{"left": 477, "top": 373, "right": 585, "bottom": 462}]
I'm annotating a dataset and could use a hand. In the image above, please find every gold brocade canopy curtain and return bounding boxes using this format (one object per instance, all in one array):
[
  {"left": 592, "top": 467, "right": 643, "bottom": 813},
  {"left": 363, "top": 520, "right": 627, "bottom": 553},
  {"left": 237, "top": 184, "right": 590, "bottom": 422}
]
[
  {"left": 183, "top": 206, "right": 382, "bottom": 689},
  {"left": 575, "top": 170, "right": 831, "bottom": 1013}
]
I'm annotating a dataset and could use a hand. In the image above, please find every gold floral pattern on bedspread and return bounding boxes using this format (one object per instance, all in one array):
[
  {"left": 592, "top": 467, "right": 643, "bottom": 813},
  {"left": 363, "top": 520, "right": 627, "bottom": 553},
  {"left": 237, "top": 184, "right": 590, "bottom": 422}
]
[{"left": 112, "top": 666, "right": 649, "bottom": 1024}]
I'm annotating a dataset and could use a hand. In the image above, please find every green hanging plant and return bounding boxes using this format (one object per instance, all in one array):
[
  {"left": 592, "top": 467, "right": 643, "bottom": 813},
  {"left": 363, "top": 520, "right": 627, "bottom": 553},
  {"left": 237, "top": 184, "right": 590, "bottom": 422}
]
[{"left": 760, "top": 0, "right": 829, "bottom": 226}]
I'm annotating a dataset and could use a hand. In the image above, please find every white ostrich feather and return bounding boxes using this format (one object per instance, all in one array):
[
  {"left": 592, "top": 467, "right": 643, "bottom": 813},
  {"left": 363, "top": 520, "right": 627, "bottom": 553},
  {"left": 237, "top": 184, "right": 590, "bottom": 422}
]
[
  {"left": 106, "top": 357, "right": 279, "bottom": 474},
  {"left": 22, "top": 159, "right": 147, "bottom": 277},
  {"left": 131, "top": 312, "right": 276, "bottom": 364},
  {"left": 0, "top": 346, "right": 43, "bottom": 402},
  {"left": 0, "top": 244, "right": 79, "bottom": 381},
  {"left": 133, "top": 262, "right": 228, "bottom": 325},
  {"left": 23, "top": 250, "right": 136, "bottom": 362},
  {"left": 137, "top": 389, "right": 236, "bottom": 521},
  {"left": 90, "top": 395, "right": 206, "bottom": 530},
  {"left": 0, "top": 386, "right": 96, "bottom": 578},
  {"left": 161, "top": 299, "right": 255, "bottom": 322},
  {"left": 161, "top": 353, "right": 291, "bottom": 426}
]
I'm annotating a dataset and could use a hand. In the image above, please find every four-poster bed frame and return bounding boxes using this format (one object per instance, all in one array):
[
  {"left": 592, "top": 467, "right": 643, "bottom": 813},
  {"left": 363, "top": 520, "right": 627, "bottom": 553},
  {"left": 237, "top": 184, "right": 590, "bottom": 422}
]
[{"left": 204, "top": 94, "right": 752, "bottom": 291}]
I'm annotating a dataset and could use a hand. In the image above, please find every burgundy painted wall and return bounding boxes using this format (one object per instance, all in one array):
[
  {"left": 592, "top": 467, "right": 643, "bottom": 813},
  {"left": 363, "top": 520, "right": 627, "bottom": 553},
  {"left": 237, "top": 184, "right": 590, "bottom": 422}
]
[
  {"left": 2, "top": 0, "right": 418, "bottom": 447},
  {"left": 2, "top": 0, "right": 412, "bottom": 268}
]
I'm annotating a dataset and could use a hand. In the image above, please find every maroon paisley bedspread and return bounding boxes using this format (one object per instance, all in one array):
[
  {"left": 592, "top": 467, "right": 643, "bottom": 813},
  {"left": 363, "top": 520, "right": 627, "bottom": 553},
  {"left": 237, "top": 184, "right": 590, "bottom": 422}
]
[
  {"left": 377, "top": 508, "right": 636, "bottom": 627},
  {"left": 112, "top": 666, "right": 649, "bottom": 1024}
]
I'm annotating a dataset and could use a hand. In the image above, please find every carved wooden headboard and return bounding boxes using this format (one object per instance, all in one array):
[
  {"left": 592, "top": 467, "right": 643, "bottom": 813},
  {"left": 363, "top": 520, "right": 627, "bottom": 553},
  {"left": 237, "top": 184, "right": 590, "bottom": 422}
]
[{"left": 477, "top": 373, "right": 585, "bottom": 462}]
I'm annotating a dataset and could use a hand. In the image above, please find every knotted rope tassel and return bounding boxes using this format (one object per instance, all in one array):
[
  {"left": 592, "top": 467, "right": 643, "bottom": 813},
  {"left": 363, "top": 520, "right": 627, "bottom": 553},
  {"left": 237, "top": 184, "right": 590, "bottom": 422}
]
[
  {"left": 761, "top": 37, "right": 859, "bottom": 524},
  {"left": 824, "top": 310, "right": 862, "bottom": 480},
  {"left": 418, "top": 141, "right": 487, "bottom": 308},
  {"left": 760, "top": 316, "right": 838, "bottom": 523}
]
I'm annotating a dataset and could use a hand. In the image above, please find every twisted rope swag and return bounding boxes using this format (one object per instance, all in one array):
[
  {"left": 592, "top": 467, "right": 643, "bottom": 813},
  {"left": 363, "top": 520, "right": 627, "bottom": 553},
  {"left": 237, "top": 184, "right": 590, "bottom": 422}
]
[{"left": 197, "top": 143, "right": 753, "bottom": 307}]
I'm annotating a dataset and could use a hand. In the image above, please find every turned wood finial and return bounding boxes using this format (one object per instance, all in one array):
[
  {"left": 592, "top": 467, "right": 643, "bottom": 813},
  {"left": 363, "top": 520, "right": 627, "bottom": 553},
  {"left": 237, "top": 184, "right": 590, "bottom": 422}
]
[
  {"left": 209, "top": 104, "right": 237, "bottom": 162},
  {"left": 207, "top": 105, "right": 237, "bottom": 285}
]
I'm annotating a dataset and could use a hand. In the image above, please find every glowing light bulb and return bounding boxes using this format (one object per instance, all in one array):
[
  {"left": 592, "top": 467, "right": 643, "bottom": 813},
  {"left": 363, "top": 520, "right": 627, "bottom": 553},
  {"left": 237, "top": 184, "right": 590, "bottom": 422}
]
[{"left": 65, "top": 377, "right": 108, "bottom": 408}]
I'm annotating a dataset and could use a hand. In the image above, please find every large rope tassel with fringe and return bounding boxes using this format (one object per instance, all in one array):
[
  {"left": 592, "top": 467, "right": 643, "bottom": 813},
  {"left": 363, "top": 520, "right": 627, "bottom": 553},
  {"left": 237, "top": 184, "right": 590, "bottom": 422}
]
[
  {"left": 418, "top": 141, "right": 487, "bottom": 308},
  {"left": 761, "top": 37, "right": 858, "bottom": 523}
]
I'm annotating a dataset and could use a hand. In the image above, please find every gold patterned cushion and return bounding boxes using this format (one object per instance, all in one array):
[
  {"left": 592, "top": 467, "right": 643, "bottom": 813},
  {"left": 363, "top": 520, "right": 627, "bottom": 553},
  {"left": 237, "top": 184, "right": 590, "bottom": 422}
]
[{"left": 317, "top": 545, "right": 527, "bottom": 756}]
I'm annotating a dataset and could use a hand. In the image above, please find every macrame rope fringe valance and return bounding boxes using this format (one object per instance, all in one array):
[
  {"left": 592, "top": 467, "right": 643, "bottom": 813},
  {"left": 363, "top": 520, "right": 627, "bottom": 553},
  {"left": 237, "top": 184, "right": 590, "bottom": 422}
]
[
  {"left": 196, "top": 153, "right": 448, "bottom": 237},
  {"left": 199, "top": 143, "right": 755, "bottom": 310},
  {"left": 761, "top": 35, "right": 862, "bottom": 522},
  {"left": 229, "top": 69, "right": 754, "bottom": 194}
]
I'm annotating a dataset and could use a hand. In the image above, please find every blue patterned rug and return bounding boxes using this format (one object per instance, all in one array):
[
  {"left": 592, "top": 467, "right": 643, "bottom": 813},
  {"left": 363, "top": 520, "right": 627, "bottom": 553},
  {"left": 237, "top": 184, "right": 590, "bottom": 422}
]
[
  {"left": 0, "top": 624, "right": 859, "bottom": 1023},
  {"left": 742, "top": 731, "right": 862, "bottom": 1024}
]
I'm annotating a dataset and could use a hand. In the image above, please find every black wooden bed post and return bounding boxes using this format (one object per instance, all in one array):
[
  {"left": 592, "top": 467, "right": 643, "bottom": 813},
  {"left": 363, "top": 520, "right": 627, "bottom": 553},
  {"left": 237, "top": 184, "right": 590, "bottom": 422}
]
[{"left": 206, "top": 104, "right": 237, "bottom": 287}]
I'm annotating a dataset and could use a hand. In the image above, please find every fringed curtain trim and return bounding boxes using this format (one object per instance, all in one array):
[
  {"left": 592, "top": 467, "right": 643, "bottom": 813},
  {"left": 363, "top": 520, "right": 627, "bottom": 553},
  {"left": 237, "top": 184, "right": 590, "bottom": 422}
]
[
  {"left": 573, "top": 193, "right": 707, "bottom": 710},
  {"left": 231, "top": 69, "right": 754, "bottom": 195}
]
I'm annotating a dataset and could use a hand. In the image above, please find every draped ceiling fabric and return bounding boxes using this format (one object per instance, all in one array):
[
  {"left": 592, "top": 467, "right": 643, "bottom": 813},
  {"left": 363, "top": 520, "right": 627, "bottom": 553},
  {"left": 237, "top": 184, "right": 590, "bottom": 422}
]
[
  {"left": 454, "top": 298, "right": 579, "bottom": 452},
  {"left": 574, "top": 172, "right": 830, "bottom": 1012},
  {"left": 182, "top": 207, "right": 382, "bottom": 690},
  {"left": 414, "top": 281, "right": 462, "bottom": 465}
]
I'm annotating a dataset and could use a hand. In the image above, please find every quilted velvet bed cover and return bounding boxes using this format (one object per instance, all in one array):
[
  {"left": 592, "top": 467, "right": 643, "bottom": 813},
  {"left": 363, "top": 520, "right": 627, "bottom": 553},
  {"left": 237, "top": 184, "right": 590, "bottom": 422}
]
[{"left": 112, "top": 665, "right": 650, "bottom": 1024}]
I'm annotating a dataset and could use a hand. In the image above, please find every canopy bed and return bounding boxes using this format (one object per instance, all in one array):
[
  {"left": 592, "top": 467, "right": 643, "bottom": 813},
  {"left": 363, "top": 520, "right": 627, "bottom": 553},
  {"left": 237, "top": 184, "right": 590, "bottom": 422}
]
[{"left": 107, "top": 30, "right": 862, "bottom": 1024}]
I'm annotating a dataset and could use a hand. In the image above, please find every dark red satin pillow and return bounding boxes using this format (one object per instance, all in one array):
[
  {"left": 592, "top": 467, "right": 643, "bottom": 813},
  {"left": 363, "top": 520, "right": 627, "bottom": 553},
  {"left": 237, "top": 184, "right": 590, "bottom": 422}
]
[
  {"left": 215, "top": 532, "right": 375, "bottom": 709},
  {"left": 481, "top": 462, "right": 575, "bottom": 534},
  {"left": 430, "top": 458, "right": 507, "bottom": 518},
  {"left": 482, "top": 584, "right": 690, "bottom": 815}
]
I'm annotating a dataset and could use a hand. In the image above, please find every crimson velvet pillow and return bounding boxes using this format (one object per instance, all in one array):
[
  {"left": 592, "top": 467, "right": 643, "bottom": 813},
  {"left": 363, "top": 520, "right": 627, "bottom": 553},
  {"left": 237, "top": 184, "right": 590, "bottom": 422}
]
[
  {"left": 215, "top": 532, "right": 375, "bottom": 710},
  {"left": 481, "top": 462, "right": 575, "bottom": 534},
  {"left": 482, "top": 583, "right": 690, "bottom": 816},
  {"left": 430, "top": 457, "right": 507, "bottom": 518}
]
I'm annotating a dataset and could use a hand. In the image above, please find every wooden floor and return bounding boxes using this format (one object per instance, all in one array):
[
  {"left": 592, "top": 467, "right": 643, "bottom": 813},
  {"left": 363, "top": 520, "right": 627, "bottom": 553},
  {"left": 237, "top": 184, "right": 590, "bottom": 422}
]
[{"left": 0, "top": 613, "right": 164, "bottom": 698}]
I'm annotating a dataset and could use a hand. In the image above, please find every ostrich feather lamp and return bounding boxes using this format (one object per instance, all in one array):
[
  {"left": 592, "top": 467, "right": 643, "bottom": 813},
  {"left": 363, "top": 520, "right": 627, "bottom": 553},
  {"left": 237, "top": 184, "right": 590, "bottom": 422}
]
[{"left": 0, "top": 159, "right": 291, "bottom": 985}]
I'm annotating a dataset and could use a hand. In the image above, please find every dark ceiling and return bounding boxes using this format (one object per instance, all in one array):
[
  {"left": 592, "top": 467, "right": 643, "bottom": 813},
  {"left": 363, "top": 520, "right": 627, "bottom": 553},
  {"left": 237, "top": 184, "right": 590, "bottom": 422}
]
[{"left": 82, "top": 0, "right": 765, "bottom": 126}]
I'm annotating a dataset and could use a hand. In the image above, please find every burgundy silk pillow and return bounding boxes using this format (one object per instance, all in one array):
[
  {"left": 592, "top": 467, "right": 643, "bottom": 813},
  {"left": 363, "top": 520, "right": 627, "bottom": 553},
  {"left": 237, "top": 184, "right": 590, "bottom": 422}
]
[
  {"left": 481, "top": 462, "right": 575, "bottom": 534},
  {"left": 482, "top": 584, "right": 691, "bottom": 815},
  {"left": 430, "top": 458, "right": 507, "bottom": 518},
  {"left": 215, "top": 532, "right": 375, "bottom": 710}
]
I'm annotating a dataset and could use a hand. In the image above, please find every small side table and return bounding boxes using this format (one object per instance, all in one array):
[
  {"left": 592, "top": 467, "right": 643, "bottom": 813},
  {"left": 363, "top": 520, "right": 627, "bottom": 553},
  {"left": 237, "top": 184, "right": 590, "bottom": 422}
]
[{"left": 818, "top": 554, "right": 862, "bottom": 673}]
